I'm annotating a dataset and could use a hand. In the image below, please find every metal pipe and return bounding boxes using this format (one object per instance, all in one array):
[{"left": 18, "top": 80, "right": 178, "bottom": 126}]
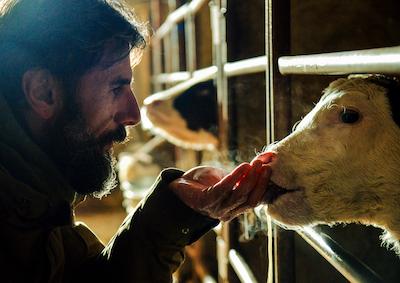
[
  {"left": 253, "top": 207, "right": 384, "bottom": 283},
  {"left": 145, "top": 66, "right": 217, "bottom": 104},
  {"left": 168, "top": 0, "right": 180, "bottom": 73},
  {"left": 224, "top": 56, "right": 268, "bottom": 77},
  {"left": 265, "top": 1, "right": 275, "bottom": 281},
  {"left": 210, "top": 0, "right": 228, "bottom": 153},
  {"left": 278, "top": 46, "right": 400, "bottom": 75},
  {"left": 163, "top": 32, "right": 172, "bottom": 74},
  {"left": 150, "top": 0, "right": 163, "bottom": 92},
  {"left": 149, "top": 56, "right": 268, "bottom": 101},
  {"left": 228, "top": 250, "right": 258, "bottom": 283},
  {"left": 185, "top": 12, "right": 197, "bottom": 74},
  {"left": 153, "top": 72, "right": 191, "bottom": 84},
  {"left": 135, "top": 135, "right": 166, "bottom": 155},
  {"left": 154, "top": 0, "right": 209, "bottom": 41},
  {"left": 151, "top": 39, "right": 163, "bottom": 92},
  {"left": 298, "top": 227, "right": 384, "bottom": 283}
]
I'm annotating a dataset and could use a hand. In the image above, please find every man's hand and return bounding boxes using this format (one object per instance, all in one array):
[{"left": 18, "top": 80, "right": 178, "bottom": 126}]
[{"left": 169, "top": 153, "right": 274, "bottom": 221}]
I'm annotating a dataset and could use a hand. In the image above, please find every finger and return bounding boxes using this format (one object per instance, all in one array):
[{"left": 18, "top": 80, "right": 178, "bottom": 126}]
[
  {"left": 215, "top": 162, "right": 252, "bottom": 189},
  {"left": 219, "top": 165, "right": 271, "bottom": 218},
  {"left": 206, "top": 162, "right": 251, "bottom": 198},
  {"left": 252, "top": 151, "right": 276, "bottom": 164},
  {"left": 231, "top": 160, "right": 263, "bottom": 197},
  {"left": 200, "top": 163, "right": 253, "bottom": 217},
  {"left": 246, "top": 165, "right": 272, "bottom": 207},
  {"left": 216, "top": 161, "right": 264, "bottom": 215}
]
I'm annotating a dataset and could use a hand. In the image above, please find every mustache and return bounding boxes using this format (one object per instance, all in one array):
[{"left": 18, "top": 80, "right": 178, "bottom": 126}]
[{"left": 97, "top": 125, "right": 127, "bottom": 147}]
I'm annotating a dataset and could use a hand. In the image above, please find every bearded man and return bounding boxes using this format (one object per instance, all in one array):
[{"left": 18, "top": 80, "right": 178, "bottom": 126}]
[{"left": 0, "top": 0, "right": 272, "bottom": 282}]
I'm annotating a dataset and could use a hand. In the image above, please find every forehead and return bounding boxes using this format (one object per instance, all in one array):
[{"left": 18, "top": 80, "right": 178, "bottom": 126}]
[
  {"left": 85, "top": 55, "right": 132, "bottom": 83},
  {"left": 320, "top": 79, "right": 388, "bottom": 108}
]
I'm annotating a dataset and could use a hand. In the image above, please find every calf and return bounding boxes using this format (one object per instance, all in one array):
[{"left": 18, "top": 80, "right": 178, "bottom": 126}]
[{"left": 256, "top": 75, "right": 400, "bottom": 254}]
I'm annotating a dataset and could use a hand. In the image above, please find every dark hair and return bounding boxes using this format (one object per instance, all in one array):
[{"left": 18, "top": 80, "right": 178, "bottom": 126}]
[{"left": 0, "top": 0, "right": 147, "bottom": 106}]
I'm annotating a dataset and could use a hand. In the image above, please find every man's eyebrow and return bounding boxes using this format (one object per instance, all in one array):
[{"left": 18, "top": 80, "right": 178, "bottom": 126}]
[{"left": 110, "top": 77, "right": 132, "bottom": 87}]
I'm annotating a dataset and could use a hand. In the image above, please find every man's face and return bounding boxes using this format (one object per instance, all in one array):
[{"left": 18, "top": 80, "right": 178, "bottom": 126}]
[
  {"left": 76, "top": 55, "right": 141, "bottom": 150},
  {"left": 49, "top": 53, "right": 141, "bottom": 197}
]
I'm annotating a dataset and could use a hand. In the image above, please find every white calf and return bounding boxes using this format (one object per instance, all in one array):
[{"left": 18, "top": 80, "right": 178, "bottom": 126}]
[{"left": 257, "top": 75, "right": 400, "bottom": 253}]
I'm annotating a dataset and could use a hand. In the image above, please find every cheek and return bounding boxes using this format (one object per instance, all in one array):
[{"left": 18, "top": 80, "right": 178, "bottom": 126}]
[{"left": 80, "top": 97, "right": 115, "bottom": 134}]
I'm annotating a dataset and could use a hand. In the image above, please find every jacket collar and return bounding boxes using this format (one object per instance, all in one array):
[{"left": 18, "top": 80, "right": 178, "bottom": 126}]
[{"left": 0, "top": 92, "right": 77, "bottom": 227}]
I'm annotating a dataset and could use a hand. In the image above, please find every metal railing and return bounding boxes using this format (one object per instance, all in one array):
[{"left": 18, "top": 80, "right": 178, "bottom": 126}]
[
  {"left": 253, "top": 207, "right": 384, "bottom": 283},
  {"left": 153, "top": 0, "right": 209, "bottom": 41},
  {"left": 145, "top": 56, "right": 267, "bottom": 104},
  {"left": 229, "top": 250, "right": 258, "bottom": 283},
  {"left": 147, "top": 0, "right": 396, "bottom": 283},
  {"left": 278, "top": 45, "right": 400, "bottom": 75}
]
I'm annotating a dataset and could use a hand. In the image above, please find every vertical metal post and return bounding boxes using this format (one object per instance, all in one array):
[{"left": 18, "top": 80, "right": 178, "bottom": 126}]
[
  {"left": 265, "top": 1, "right": 275, "bottom": 282},
  {"left": 265, "top": 0, "right": 294, "bottom": 282},
  {"left": 168, "top": 0, "right": 180, "bottom": 72},
  {"left": 151, "top": 0, "right": 163, "bottom": 92},
  {"left": 185, "top": 11, "right": 197, "bottom": 74},
  {"left": 215, "top": 224, "right": 230, "bottom": 283},
  {"left": 210, "top": 1, "right": 229, "bottom": 282},
  {"left": 164, "top": 33, "right": 172, "bottom": 74},
  {"left": 210, "top": 0, "right": 228, "bottom": 153}
]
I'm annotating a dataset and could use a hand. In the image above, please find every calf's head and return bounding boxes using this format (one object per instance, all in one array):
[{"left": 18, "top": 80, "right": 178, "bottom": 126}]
[{"left": 257, "top": 76, "right": 400, "bottom": 247}]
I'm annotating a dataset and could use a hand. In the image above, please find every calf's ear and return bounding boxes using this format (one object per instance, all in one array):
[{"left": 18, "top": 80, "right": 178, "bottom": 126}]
[{"left": 364, "top": 74, "right": 400, "bottom": 126}]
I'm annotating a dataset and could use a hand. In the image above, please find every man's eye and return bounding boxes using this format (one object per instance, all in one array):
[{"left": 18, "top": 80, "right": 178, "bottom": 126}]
[{"left": 112, "top": 86, "right": 123, "bottom": 96}]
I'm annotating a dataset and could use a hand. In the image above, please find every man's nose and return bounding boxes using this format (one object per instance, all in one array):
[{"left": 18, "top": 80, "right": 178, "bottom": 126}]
[{"left": 114, "top": 91, "right": 141, "bottom": 126}]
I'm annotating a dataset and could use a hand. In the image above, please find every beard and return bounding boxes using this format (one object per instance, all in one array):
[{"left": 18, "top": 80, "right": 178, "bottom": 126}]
[{"left": 44, "top": 97, "right": 127, "bottom": 198}]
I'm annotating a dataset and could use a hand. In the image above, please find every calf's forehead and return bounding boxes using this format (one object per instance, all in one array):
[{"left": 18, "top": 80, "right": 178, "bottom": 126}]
[{"left": 320, "top": 79, "right": 393, "bottom": 114}]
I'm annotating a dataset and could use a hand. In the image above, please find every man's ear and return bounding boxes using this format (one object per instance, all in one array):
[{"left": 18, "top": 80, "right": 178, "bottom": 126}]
[{"left": 22, "top": 69, "right": 63, "bottom": 120}]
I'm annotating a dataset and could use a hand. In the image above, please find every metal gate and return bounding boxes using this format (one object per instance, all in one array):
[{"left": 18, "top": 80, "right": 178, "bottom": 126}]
[{"left": 140, "top": 0, "right": 400, "bottom": 282}]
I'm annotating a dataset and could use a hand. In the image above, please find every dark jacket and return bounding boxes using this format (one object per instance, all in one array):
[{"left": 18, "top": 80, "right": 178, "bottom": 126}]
[{"left": 0, "top": 93, "right": 218, "bottom": 282}]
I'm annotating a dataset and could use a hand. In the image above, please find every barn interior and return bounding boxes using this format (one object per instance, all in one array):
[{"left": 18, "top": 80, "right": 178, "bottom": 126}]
[{"left": 75, "top": 0, "right": 400, "bottom": 282}]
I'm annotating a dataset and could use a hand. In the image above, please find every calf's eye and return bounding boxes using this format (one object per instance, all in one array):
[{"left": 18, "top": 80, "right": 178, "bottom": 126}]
[{"left": 340, "top": 108, "right": 360, "bottom": 124}]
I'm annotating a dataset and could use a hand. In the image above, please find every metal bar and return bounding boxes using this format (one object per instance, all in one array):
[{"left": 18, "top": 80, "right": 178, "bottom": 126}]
[
  {"left": 278, "top": 46, "right": 400, "bottom": 75},
  {"left": 154, "top": 0, "right": 209, "bottom": 41},
  {"left": 267, "top": 1, "right": 294, "bottom": 282},
  {"left": 168, "top": 0, "right": 180, "bottom": 72},
  {"left": 210, "top": 0, "right": 228, "bottom": 153},
  {"left": 253, "top": 207, "right": 383, "bottom": 283},
  {"left": 163, "top": 31, "right": 172, "bottom": 73},
  {"left": 224, "top": 56, "right": 268, "bottom": 77},
  {"left": 153, "top": 71, "right": 192, "bottom": 84},
  {"left": 214, "top": 223, "right": 229, "bottom": 283},
  {"left": 135, "top": 135, "right": 166, "bottom": 155},
  {"left": 149, "top": 56, "right": 268, "bottom": 100},
  {"left": 150, "top": 0, "right": 163, "bottom": 92},
  {"left": 171, "top": 23, "right": 180, "bottom": 72},
  {"left": 145, "top": 66, "right": 217, "bottom": 104},
  {"left": 228, "top": 249, "right": 258, "bottom": 283},
  {"left": 298, "top": 227, "right": 384, "bottom": 283},
  {"left": 265, "top": 0, "right": 275, "bottom": 282},
  {"left": 185, "top": 12, "right": 197, "bottom": 73},
  {"left": 153, "top": 56, "right": 267, "bottom": 84}
]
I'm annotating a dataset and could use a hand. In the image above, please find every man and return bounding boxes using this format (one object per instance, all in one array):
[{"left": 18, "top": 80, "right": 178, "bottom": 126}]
[{"left": 0, "top": 0, "right": 272, "bottom": 282}]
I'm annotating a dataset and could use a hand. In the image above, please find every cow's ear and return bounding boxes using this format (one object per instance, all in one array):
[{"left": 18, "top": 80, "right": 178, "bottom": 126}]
[{"left": 22, "top": 68, "right": 63, "bottom": 120}]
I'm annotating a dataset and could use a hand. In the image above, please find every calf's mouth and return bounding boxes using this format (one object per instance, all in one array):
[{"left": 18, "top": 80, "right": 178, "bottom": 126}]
[{"left": 264, "top": 181, "right": 301, "bottom": 204}]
